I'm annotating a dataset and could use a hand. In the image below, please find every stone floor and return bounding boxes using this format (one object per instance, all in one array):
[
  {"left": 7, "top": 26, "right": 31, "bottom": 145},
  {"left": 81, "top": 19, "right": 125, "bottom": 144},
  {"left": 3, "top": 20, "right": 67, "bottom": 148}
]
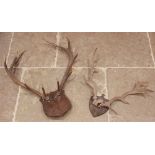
[{"left": 0, "top": 32, "right": 155, "bottom": 122}]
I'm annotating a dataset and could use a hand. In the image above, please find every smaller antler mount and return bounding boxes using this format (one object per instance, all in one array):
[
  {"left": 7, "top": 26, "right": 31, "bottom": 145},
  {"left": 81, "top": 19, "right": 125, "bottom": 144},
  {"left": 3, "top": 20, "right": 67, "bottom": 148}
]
[{"left": 85, "top": 49, "right": 154, "bottom": 117}]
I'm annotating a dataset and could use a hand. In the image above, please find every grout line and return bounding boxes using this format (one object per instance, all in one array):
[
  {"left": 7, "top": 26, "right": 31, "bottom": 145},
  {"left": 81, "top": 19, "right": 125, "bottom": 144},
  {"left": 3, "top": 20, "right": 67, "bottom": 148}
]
[
  {"left": 102, "top": 68, "right": 110, "bottom": 122},
  {"left": 1, "top": 66, "right": 155, "bottom": 69},
  {"left": 12, "top": 68, "right": 25, "bottom": 122},
  {"left": 53, "top": 32, "right": 60, "bottom": 67},
  {"left": 6, "top": 32, "right": 14, "bottom": 63},
  {"left": 146, "top": 32, "right": 155, "bottom": 67},
  {"left": 105, "top": 66, "right": 155, "bottom": 69}
]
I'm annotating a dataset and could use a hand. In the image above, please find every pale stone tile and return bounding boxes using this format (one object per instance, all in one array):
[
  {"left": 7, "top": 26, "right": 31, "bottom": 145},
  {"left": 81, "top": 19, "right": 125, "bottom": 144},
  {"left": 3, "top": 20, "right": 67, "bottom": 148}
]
[
  {"left": 57, "top": 32, "right": 153, "bottom": 67},
  {"left": 0, "top": 68, "right": 21, "bottom": 121},
  {"left": 0, "top": 32, "right": 12, "bottom": 66},
  {"left": 8, "top": 32, "right": 57, "bottom": 67}
]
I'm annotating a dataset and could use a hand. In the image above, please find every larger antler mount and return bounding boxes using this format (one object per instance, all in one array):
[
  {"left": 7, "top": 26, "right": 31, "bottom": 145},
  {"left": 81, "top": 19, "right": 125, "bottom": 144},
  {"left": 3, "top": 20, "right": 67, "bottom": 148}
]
[
  {"left": 4, "top": 38, "right": 78, "bottom": 118},
  {"left": 85, "top": 49, "right": 154, "bottom": 117}
]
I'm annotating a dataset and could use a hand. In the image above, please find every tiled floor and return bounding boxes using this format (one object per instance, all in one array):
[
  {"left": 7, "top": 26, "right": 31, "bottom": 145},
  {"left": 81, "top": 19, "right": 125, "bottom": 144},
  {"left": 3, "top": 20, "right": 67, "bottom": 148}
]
[{"left": 0, "top": 32, "right": 155, "bottom": 121}]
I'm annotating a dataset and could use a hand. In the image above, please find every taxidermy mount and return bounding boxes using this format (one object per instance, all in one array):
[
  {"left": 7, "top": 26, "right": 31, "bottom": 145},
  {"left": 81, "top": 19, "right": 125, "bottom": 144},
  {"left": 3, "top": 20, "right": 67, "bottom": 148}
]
[
  {"left": 4, "top": 38, "right": 78, "bottom": 118},
  {"left": 85, "top": 49, "right": 154, "bottom": 117}
]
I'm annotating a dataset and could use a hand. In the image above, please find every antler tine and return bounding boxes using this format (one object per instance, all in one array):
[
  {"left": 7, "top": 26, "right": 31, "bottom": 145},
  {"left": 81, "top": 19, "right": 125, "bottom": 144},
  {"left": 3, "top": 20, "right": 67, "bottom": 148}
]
[
  {"left": 45, "top": 37, "right": 78, "bottom": 90},
  {"left": 85, "top": 49, "right": 99, "bottom": 97},
  {"left": 9, "top": 51, "right": 26, "bottom": 73},
  {"left": 4, "top": 52, "right": 43, "bottom": 98},
  {"left": 44, "top": 39, "right": 67, "bottom": 54}
]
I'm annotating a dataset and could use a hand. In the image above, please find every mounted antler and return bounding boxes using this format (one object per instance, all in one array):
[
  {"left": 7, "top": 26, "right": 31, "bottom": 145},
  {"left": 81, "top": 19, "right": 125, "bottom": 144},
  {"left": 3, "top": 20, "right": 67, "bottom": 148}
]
[
  {"left": 85, "top": 49, "right": 154, "bottom": 117},
  {"left": 4, "top": 38, "right": 78, "bottom": 118}
]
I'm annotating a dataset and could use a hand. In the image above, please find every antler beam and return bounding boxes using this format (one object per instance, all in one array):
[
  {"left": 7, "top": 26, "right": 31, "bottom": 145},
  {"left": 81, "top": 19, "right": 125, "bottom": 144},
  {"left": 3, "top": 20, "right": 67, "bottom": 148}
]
[
  {"left": 4, "top": 51, "right": 43, "bottom": 98},
  {"left": 45, "top": 37, "right": 78, "bottom": 90},
  {"left": 84, "top": 48, "right": 98, "bottom": 97},
  {"left": 99, "top": 81, "right": 154, "bottom": 109}
]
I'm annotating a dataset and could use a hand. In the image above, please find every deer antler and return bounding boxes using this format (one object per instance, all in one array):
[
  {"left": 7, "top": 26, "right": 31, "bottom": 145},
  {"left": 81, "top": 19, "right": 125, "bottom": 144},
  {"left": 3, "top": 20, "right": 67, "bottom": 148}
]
[
  {"left": 4, "top": 38, "right": 77, "bottom": 118},
  {"left": 85, "top": 49, "right": 154, "bottom": 117},
  {"left": 99, "top": 81, "right": 154, "bottom": 109},
  {"left": 4, "top": 51, "right": 43, "bottom": 98},
  {"left": 45, "top": 38, "right": 78, "bottom": 90},
  {"left": 84, "top": 48, "right": 99, "bottom": 98}
]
